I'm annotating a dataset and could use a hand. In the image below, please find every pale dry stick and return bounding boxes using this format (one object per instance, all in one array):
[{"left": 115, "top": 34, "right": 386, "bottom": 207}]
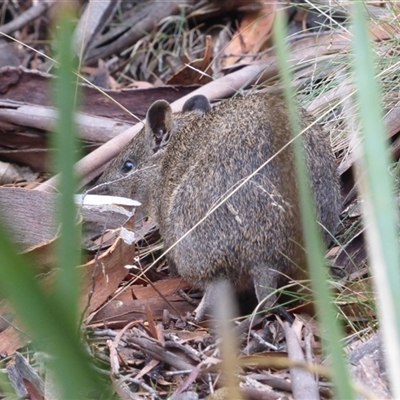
[
  {"left": 0, "top": 103, "right": 130, "bottom": 143},
  {"left": 215, "top": 281, "right": 242, "bottom": 400},
  {"left": 284, "top": 321, "right": 319, "bottom": 400}
]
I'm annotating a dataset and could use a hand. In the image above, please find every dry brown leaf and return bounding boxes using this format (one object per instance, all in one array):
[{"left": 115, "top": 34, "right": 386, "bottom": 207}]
[
  {"left": 166, "top": 35, "right": 213, "bottom": 85},
  {"left": 368, "top": 21, "right": 398, "bottom": 41},
  {"left": 132, "top": 277, "right": 190, "bottom": 300},
  {"left": 222, "top": 3, "right": 277, "bottom": 67}
]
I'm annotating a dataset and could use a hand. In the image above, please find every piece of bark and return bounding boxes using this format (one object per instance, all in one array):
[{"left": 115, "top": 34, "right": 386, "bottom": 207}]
[
  {"left": 240, "top": 387, "right": 284, "bottom": 400},
  {"left": 0, "top": 130, "right": 50, "bottom": 172},
  {"left": 386, "top": 106, "right": 400, "bottom": 159},
  {"left": 338, "top": 104, "right": 400, "bottom": 176},
  {"left": 169, "top": 392, "right": 199, "bottom": 400},
  {"left": 80, "top": 203, "right": 133, "bottom": 233}
]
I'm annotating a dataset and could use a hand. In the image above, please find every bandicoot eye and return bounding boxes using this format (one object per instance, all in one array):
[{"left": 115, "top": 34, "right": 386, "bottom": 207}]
[{"left": 121, "top": 160, "right": 134, "bottom": 174}]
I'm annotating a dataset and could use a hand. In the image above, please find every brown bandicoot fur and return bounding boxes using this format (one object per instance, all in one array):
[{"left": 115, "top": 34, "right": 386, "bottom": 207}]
[{"left": 94, "top": 92, "right": 341, "bottom": 320}]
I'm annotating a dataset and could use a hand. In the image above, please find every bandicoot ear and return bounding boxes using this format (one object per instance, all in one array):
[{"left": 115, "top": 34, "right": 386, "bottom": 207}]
[
  {"left": 182, "top": 95, "right": 211, "bottom": 114},
  {"left": 146, "top": 100, "right": 173, "bottom": 153}
]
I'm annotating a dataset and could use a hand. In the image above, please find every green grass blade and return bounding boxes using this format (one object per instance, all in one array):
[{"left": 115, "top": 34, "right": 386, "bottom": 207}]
[
  {"left": 351, "top": 2, "right": 400, "bottom": 398},
  {"left": 273, "top": 10, "right": 355, "bottom": 400},
  {"left": 51, "top": 4, "right": 81, "bottom": 327}
]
